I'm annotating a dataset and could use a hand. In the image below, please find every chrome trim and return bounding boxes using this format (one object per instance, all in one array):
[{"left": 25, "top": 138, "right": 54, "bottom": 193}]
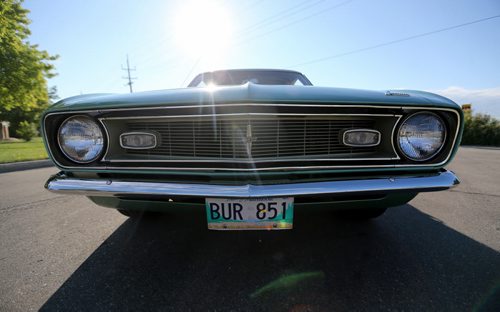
[
  {"left": 245, "top": 123, "right": 256, "bottom": 152},
  {"left": 106, "top": 157, "right": 399, "bottom": 163},
  {"left": 57, "top": 115, "right": 105, "bottom": 164},
  {"left": 390, "top": 115, "right": 403, "bottom": 159},
  {"left": 44, "top": 103, "right": 416, "bottom": 115},
  {"left": 100, "top": 113, "right": 396, "bottom": 121},
  {"left": 385, "top": 91, "right": 410, "bottom": 97},
  {"left": 63, "top": 164, "right": 399, "bottom": 171},
  {"left": 42, "top": 104, "right": 460, "bottom": 171},
  {"left": 100, "top": 113, "right": 401, "bottom": 162},
  {"left": 403, "top": 108, "right": 460, "bottom": 167},
  {"left": 119, "top": 132, "right": 158, "bottom": 150},
  {"left": 342, "top": 129, "right": 381, "bottom": 147},
  {"left": 46, "top": 170, "right": 460, "bottom": 198},
  {"left": 99, "top": 117, "right": 111, "bottom": 162},
  {"left": 396, "top": 111, "right": 447, "bottom": 162}
]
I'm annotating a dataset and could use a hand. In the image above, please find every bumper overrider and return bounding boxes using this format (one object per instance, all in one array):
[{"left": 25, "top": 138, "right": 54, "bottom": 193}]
[{"left": 45, "top": 169, "right": 459, "bottom": 199}]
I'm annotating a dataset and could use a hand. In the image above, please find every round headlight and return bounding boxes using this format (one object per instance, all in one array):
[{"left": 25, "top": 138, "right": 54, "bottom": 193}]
[
  {"left": 58, "top": 116, "right": 104, "bottom": 163},
  {"left": 397, "top": 112, "right": 446, "bottom": 161}
]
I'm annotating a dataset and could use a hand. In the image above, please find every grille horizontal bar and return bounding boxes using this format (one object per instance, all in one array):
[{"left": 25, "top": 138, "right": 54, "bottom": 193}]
[{"left": 124, "top": 116, "right": 378, "bottom": 159}]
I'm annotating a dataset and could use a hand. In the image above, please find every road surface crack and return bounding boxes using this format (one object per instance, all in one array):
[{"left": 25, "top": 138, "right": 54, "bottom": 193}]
[
  {"left": 0, "top": 196, "right": 67, "bottom": 214},
  {"left": 449, "top": 189, "right": 500, "bottom": 198}
]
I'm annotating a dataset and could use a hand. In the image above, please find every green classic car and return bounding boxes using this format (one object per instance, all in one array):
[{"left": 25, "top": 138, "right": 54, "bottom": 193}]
[{"left": 43, "top": 69, "right": 462, "bottom": 230}]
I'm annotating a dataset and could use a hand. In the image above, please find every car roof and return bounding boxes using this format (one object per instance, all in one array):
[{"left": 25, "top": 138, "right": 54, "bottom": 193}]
[{"left": 188, "top": 69, "right": 312, "bottom": 87}]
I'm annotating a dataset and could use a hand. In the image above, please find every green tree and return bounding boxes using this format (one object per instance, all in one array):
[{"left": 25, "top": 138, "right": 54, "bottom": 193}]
[
  {"left": 0, "top": 0, "right": 58, "bottom": 136},
  {"left": 462, "top": 110, "right": 500, "bottom": 146}
]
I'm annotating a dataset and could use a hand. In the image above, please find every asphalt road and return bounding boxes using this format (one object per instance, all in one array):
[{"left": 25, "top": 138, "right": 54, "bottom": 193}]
[{"left": 0, "top": 147, "right": 499, "bottom": 311}]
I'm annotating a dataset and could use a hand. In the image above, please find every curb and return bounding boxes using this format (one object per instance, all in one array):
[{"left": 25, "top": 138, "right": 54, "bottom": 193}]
[{"left": 0, "top": 159, "right": 54, "bottom": 174}]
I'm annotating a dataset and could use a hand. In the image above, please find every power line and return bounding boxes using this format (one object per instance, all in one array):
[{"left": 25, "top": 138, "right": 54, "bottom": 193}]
[
  {"left": 235, "top": 0, "right": 267, "bottom": 15},
  {"left": 232, "top": 0, "right": 353, "bottom": 48},
  {"left": 232, "top": 0, "right": 327, "bottom": 38},
  {"left": 178, "top": 1, "right": 354, "bottom": 86},
  {"left": 290, "top": 14, "right": 500, "bottom": 68},
  {"left": 141, "top": 1, "right": 318, "bottom": 77},
  {"left": 121, "top": 54, "right": 137, "bottom": 93},
  {"left": 180, "top": 56, "right": 202, "bottom": 87},
  {"left": 142, "top": 1, "right": 347, "bottom": 83},
  {"left": 129, "top": 1, "right": 260, "bottom": 70},
  {"left": 152, "top": 0, "right": 338, "bottom": 76}
]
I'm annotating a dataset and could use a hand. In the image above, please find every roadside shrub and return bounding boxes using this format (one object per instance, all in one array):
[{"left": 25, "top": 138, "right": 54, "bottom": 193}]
[
  {"left": 16, "top": 121, "right": 38, "bottom": 142},
  {"left": 461, "top": 112, "right": 500, "bottom": 146}
]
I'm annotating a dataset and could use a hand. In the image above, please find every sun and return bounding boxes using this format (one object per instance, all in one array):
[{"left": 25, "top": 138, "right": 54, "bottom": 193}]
[{"left": 173, "top": 1, "right": 232, "bottom": 62}]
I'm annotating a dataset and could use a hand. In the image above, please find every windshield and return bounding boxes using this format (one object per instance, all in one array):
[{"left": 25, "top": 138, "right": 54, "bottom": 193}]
[{"left": 188, "top": 69, "right": 313, "bottom": 87}]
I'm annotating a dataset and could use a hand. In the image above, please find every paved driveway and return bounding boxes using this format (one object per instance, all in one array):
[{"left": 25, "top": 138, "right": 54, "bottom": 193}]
[{"left": 0, "top": 147, "right": 499, "bottom": 311}]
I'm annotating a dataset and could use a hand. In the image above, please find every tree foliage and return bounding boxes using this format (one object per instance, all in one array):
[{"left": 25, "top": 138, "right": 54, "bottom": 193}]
[
  {"left": 16, "top": 120, "right": 38, "bottom": 141},
  {"left": 462, "top": 111, "right": 500, "bottom": 147},
  {"left": 0, "top": 0, "right": 58, "bottom": 134}
]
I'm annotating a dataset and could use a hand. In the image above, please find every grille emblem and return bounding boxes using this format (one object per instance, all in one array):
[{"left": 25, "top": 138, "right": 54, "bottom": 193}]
[{"left": 245, "top": 124, "right": 258, "bottom": 153}]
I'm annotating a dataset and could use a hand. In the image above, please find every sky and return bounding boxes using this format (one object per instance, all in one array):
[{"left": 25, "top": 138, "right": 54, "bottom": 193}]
[{"left": 24, "top": 0, "right": 500, "bottom": 117}]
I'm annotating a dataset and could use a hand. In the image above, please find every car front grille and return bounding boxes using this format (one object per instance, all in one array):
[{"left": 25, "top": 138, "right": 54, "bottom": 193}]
[
  {"left": 124, "top": 116, "right": 378, "bottom": 160},
  {"left": 43, "top": 103, "right": 462, "bottom": 171}
]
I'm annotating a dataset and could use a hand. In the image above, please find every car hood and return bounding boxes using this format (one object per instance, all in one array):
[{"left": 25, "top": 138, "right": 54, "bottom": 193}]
[{"left": 47, "top": 83, "right": 459, "bottom": 112}]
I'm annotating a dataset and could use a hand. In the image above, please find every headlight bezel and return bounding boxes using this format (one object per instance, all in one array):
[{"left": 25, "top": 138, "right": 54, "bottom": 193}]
[
  {"left": 57, "top": 115, "right": 106, "bottom": 164},
  {"left": 396, "top": 111, "right": 448, "bottom": 162}
]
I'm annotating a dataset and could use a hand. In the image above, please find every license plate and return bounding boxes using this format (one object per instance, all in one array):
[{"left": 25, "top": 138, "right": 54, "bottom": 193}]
[{"left": 205, "top": 197, "right": 294, "bottom": 230}]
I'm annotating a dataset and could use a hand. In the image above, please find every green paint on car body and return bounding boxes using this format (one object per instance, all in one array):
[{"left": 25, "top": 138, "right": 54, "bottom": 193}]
[
  {"left": 42, "top": 83, "right": 463, "bottom": 175},
  {"left": 45, "top": 77, "right": 461, "bottom": 216},
  {"left": 44, "top": 83, "right": 460, "bottom": 113}
]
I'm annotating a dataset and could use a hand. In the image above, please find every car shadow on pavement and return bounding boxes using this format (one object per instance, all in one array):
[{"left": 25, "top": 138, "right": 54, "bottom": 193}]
[{"left": 40, "top": 204, "right": 499, "bottom": 312}]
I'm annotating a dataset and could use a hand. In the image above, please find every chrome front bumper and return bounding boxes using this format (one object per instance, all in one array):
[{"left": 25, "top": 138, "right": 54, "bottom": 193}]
[{"left": 45, "top": 170, "right": 459, "bottom": 198}]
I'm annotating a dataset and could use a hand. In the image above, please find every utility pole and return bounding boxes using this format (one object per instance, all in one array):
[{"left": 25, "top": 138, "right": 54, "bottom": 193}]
[{"left": 121, "top": 54, "right": 137, "bottom": 93}]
